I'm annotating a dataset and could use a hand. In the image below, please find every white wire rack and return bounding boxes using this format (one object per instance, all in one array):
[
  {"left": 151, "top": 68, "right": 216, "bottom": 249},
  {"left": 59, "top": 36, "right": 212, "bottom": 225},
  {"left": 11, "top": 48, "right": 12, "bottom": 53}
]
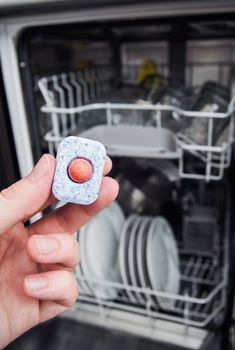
[
  {"left": 75, "top": 250, "right": 227, "bottom": 329},
  {"left": 37, "top": 65, "right": 235, "bottom": 181},
  {"left": 71, "top": 206, "right": 229, "bottom": 331}
]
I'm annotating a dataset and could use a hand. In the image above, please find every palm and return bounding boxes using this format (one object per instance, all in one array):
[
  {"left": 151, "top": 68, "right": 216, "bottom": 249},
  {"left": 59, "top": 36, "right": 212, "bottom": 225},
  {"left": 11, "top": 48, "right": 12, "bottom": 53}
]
[{"left": 0, "top": 154, "right": 117, "bottom": 348}]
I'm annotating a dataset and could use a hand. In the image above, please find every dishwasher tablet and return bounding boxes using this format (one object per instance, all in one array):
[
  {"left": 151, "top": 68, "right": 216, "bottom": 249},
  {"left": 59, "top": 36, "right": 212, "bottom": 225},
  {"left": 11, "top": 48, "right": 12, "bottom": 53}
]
[{"left": 52, "top": 136, "right": 106, "bottom": 205}]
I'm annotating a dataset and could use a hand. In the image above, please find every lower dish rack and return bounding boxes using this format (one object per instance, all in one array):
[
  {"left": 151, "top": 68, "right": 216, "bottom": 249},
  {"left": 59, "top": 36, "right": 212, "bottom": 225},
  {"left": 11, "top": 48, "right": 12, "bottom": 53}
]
[
  {"left": 75, "top": 245, "right": 227, "bottom": 329},
  {"left": 66, "top": 198, "right": 229, "bottom": 338}
]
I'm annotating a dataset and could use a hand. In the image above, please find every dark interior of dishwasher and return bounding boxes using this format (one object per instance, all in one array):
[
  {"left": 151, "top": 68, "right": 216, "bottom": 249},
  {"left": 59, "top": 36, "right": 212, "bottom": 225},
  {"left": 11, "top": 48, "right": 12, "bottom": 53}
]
[{"left": 14, "top": 12, "right": 235, "bottom": 349}]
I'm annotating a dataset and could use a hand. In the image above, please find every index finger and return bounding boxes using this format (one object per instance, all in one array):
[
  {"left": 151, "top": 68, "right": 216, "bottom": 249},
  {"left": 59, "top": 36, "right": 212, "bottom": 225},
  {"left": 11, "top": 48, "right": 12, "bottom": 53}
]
[
  {"left": 0, "top": 154, "right": 55, "bottom": 234},
  {"left": 28, "top": 176, "right": 119, "bottom": 236},
  {"left": 30, "top": 156, "right": 113, "bottom": 216}
]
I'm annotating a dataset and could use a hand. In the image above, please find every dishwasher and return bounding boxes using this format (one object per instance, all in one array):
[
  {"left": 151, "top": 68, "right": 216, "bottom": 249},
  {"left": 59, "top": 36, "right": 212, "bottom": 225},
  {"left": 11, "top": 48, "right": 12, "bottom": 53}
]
[{"left": 0, "top": 1, "right": 235, "bottom": 350}]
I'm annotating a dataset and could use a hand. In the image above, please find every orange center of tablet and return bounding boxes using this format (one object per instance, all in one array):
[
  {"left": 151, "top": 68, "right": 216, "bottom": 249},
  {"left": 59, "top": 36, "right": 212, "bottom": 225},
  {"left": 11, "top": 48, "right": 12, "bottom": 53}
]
[{"left": 68, "top": 158, "right": 93, "bottom": 183}]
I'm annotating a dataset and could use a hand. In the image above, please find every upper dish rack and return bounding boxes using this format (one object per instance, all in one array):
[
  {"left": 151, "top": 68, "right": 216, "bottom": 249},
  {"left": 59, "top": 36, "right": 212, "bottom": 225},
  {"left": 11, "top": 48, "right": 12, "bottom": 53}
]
[{"left": 37, "top": 64, "right": 235, "bottom": 181}]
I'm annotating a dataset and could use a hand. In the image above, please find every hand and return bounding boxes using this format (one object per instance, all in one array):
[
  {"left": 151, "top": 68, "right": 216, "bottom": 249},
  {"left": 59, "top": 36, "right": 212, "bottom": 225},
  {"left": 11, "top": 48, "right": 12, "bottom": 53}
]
[{"left": 0, "top": 154, "right": 118, "bottom": 348}]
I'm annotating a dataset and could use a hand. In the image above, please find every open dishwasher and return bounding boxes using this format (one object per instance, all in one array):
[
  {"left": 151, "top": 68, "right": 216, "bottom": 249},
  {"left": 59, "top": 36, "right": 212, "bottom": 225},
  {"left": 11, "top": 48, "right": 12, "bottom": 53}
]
[{"left": 1, "top": 2, "right": 235, "bottom": 350}]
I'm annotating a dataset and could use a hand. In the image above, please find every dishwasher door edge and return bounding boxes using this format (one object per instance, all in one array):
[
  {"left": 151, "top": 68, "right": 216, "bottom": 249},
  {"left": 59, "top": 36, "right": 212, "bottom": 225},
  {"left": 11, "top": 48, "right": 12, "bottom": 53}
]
[{"left": 62, "top": 303, "right": 209, "bottom": 350}]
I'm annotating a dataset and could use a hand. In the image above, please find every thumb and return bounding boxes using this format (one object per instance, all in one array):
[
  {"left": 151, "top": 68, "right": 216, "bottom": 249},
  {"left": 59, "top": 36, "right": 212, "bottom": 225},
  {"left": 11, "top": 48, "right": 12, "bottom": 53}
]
[{"left": 0, "top": 154, "right": 55, "bottom": 234}]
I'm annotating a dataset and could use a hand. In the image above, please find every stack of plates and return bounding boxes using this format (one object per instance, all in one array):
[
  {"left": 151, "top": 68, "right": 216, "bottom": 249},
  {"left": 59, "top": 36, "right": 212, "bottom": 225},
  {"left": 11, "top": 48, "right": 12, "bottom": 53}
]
[
  {"left": 74, "top": 199, "right": 180, "bottom": 310},
  {"left": 119, "top": 215, "right": 180, "bottom": 310}
]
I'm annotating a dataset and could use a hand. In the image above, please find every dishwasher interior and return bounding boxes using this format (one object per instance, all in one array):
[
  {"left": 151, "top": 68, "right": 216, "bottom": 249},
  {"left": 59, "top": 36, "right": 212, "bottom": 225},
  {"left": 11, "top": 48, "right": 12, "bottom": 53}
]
[{"left": 16, "top": 14, "right": 235, "bottom": 349}]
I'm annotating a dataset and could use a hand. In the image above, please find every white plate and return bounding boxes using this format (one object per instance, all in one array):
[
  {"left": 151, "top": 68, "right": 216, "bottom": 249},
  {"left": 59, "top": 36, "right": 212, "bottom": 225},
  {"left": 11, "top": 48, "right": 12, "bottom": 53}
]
[
  {"left": 137, "top": 217, "right": 160, "bottom": 308},
  {"left": 80, "top": 201, "right": 125, "bottom": 299},
  {"left": 161, "top": 219, "right": 180, "bottom": 292},
  {"left": 128, "top": 216, "right": 145, "bottom": 304},
  {"left": 119, "top": 215, "right": 137, "bottom": 303},
  {"left": 146, "top": 218, "right": 168, "bottom": 291},
  {"left": 136, "top": 218, "right": 151, "bottom": 290},
  {"left": 146, "top": 216, "right": 180, "bottom": 310},
  {"left": 129, "top": 217, "right": 149, "bottom": 305},
  {"left": 74, "top": 230, "right": 93, "bottom": 295},
  {"left": 160, "top": 219, "right": 180, "bottom": 310},
  {"left": 146, "top": 218, "right": 169, "bottom": 308}
]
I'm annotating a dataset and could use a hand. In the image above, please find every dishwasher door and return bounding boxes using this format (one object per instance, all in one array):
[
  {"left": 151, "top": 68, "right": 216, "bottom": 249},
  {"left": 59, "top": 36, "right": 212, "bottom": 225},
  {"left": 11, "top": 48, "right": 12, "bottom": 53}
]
[{"left": 4, "top": 317, "right": 221, "bottom": 350}]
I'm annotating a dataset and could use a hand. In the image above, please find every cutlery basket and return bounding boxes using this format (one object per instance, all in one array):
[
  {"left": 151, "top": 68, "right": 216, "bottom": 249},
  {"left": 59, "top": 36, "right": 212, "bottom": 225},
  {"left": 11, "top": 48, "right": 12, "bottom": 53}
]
[{"left": 182, "top": 206, "right": 219, "bottom": 254}]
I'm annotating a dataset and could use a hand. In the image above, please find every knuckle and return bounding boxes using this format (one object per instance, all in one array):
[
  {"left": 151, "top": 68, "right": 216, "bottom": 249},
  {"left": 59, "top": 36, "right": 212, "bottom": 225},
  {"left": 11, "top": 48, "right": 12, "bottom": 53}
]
[
  {"left": 71, "top": 236, "right": 80, "bottom": 266},
  {"left": 62, "top": 270, "right": 74, "bottom": 285},
  {"left": 63, "top": 272, "right": 78, "bottom": 306},
  {"left": 0, "top": 186, "right": 29, "bottom": 220},
  {"left": 26, "top": 236, "right": 36, "bottom": 255},
  {"left": 71, "top": 278, "right": 79, "bottom": 304},
  {"left": 1, "top": 186, "right": 17, "bottom": 201},
  {"left": 58, "top": 234, "right": 80, "bottom": 267},
  {"left": 71, "top": 281, "right": 79, "bottom": 305}
]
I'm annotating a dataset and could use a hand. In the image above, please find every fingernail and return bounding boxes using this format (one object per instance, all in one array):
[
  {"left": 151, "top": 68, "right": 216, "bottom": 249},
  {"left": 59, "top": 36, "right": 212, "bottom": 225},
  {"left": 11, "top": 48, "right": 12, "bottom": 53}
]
[
  {"left": 25, "top": 276, "right": 48, "bottom": 291},
  {"left": 30, "top": 154, "right": 52, "bottom": 181},
  {"left": 33, "top": 235, "right": 59, "bottom": 255}
]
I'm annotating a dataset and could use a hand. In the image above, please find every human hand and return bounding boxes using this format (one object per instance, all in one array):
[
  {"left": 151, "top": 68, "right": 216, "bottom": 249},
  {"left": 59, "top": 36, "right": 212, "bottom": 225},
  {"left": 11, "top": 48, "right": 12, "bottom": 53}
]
[{"left": 0, "top": 154, "right": 118, "bottom": 348}]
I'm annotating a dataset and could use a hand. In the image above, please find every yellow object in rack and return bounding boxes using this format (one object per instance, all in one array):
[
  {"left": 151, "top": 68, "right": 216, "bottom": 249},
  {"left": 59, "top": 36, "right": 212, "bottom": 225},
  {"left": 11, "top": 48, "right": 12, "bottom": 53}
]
[{"left": 136, "top": 59, "right": 160, "bottom": 88}]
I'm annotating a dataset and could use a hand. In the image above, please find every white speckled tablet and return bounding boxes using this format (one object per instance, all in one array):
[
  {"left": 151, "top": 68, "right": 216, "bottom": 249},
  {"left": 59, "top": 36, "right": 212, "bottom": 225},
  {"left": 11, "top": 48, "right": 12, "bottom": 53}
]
[{"left": 52, "top": 136, "right": 106, "bottom": 205}]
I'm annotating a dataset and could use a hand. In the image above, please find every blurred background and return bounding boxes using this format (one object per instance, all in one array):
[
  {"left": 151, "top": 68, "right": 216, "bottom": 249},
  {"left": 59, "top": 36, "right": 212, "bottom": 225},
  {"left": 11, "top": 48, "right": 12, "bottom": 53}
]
[{"left": 1, "top": 1, "right": 235, "bottom": 349}]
